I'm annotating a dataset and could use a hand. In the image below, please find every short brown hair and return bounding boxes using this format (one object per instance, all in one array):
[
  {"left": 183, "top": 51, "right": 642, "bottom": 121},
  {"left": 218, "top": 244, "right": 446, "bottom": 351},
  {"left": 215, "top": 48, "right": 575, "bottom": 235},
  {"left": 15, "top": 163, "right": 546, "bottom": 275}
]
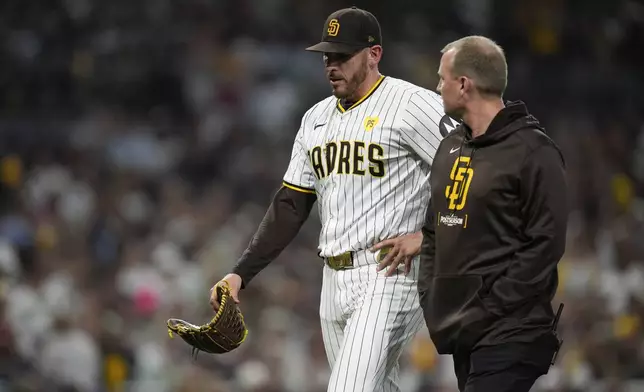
[{"left": 441, "top": 36, "right": 508, "bottom": 97}]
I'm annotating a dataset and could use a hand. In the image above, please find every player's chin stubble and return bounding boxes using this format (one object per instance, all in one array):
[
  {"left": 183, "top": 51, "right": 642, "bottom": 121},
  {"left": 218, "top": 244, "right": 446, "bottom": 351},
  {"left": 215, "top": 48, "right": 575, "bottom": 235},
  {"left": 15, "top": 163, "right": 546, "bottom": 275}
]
[
  {"left": 331, "top": 82, "right": 346, "bottom": 98},
  {"left": 333, "top": 67, "right": 368, "bottom": 100},
  {"left": 332, "top": 80, "right": 354, "bottom": 99}
]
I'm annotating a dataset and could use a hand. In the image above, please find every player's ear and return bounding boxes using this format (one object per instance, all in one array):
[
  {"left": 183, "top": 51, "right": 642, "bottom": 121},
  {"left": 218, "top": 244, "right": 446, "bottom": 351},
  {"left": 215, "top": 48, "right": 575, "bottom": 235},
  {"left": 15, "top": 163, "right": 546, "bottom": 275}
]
[{"left": 369, "top": 45, "right": 383, "bottom": 64}]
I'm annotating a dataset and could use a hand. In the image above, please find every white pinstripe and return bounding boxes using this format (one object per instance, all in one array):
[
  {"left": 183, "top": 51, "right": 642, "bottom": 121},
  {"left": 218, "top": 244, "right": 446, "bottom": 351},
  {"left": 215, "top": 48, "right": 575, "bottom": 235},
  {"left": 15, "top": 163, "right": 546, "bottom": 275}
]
[
  {"left": 320, "top": 253, "right": 424, "bottom": 392},
  {"left": 283, "top": 76, "right": 444, "bottom": 391}
]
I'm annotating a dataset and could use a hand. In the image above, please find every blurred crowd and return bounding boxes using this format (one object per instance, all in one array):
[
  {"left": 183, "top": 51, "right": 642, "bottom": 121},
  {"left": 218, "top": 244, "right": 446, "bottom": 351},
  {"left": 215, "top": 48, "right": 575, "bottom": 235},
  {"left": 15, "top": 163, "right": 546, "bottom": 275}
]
[{"left": 0, "top": 0, "right": 643, "bottom": 391}]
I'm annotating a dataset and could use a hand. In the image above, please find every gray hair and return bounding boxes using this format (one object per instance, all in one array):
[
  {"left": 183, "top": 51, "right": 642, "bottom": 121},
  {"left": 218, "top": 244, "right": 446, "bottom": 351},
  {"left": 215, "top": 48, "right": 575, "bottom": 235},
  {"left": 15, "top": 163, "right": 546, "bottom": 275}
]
[{"left": 441, "top": 36, "right": 508, "bottom": 97}]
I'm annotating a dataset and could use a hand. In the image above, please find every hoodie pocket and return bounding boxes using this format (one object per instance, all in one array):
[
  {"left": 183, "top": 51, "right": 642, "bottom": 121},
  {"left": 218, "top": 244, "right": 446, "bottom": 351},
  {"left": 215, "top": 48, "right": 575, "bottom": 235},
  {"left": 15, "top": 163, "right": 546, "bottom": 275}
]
[{"left": 420, "top": 275, "right": 498, "bottom": 354}]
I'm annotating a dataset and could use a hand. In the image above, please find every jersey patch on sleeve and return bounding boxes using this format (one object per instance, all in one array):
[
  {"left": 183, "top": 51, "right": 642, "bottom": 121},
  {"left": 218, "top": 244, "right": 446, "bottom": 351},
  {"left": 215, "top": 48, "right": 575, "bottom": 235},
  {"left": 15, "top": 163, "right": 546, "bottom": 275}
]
[{"left": 439, "top": 115, "right": 460, "bottom": 137}]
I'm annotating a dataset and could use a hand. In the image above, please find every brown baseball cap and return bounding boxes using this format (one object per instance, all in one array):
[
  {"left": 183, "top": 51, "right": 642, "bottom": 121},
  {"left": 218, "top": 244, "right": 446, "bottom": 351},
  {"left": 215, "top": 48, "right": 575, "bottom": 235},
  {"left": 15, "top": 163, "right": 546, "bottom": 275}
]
[{"left": 306, "top": 7, "right": 382, "bottom": 54}]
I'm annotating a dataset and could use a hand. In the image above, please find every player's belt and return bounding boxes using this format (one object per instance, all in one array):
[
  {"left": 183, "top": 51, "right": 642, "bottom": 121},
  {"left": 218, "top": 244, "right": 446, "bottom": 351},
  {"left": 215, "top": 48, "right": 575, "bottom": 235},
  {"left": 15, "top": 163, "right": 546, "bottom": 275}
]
[
  {"left": 324, "top": 247, "right": 392, "bottom": 270},
  {"left": 325, "top": 252, "right": 354, "bottom": 270}
]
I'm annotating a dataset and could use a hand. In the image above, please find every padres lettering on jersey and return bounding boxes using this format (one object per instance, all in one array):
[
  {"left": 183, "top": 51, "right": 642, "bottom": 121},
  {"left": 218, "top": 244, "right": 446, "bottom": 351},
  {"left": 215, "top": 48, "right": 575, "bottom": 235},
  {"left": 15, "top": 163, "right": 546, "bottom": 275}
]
[
  {"left": 283, "top": 76, "right": 445, "bottom": 257},
  {"left": 308, "top": 141, "right": 385, "bottom": 179}
]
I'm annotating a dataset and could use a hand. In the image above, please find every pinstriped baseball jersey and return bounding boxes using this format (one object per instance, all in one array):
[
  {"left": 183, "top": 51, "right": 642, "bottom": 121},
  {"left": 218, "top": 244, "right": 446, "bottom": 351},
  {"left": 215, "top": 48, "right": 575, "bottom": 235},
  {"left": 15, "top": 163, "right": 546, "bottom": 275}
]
[{"left": 283, "top": 75, "right": 445, "bottom": 258}]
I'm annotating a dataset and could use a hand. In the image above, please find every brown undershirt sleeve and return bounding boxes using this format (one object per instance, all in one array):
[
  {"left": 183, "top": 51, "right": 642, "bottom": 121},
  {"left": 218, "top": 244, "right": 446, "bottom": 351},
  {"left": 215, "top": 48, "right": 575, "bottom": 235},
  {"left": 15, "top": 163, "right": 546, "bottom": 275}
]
[{"left": 231, "top": 185, "right": 317, "bottom": 288}]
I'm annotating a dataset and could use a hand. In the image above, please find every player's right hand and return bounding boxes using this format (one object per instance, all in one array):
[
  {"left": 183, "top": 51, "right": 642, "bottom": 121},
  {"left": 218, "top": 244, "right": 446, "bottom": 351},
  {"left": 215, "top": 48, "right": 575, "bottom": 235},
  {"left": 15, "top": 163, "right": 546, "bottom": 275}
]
[{"left": 209, "top": 273, "right": 242, "bottom": 311}]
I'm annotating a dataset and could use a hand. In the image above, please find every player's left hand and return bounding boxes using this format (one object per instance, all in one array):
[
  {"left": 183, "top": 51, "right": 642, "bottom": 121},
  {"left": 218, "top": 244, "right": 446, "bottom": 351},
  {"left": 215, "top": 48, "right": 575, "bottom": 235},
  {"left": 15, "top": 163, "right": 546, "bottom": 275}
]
[{"left": 371, "top": 232, "right": 423, "bottom": 276}]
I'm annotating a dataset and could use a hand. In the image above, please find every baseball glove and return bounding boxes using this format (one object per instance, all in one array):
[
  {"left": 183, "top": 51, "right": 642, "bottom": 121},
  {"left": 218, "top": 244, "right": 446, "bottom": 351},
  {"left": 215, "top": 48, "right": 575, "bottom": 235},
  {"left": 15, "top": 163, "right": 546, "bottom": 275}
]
[{"left": 167, "top": 281, "right": 248, "bottom": 357}]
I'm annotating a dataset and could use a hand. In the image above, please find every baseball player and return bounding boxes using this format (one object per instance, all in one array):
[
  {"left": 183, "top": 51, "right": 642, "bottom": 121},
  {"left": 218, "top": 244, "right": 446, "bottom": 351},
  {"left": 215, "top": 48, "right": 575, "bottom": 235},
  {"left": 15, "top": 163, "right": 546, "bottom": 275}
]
[{"left": 210, "top": 7, "right": 447, "bottom": 392}]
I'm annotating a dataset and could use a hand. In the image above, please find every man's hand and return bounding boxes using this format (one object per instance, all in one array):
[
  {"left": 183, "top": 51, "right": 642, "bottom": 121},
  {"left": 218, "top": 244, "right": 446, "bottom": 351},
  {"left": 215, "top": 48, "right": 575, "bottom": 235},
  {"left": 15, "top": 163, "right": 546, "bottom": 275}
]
[
  {"left": 210, "top": 273, "right": 242, "bottom": 311},
  {"left": 371, "top": 232, "right": 423, "bottom": 277}
]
